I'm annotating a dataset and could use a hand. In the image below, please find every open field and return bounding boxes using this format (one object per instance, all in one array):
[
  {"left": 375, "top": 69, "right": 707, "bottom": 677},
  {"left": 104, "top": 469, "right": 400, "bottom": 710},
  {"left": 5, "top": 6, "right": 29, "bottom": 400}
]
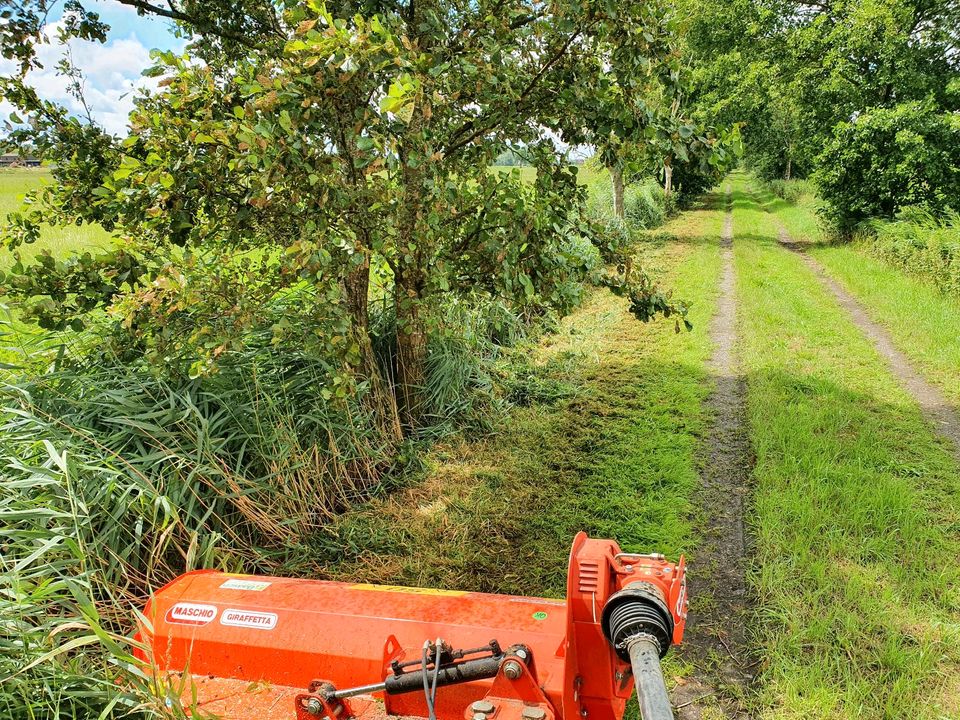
[{"left": 0, "top": 169, "right": 113, "bottom": 267}]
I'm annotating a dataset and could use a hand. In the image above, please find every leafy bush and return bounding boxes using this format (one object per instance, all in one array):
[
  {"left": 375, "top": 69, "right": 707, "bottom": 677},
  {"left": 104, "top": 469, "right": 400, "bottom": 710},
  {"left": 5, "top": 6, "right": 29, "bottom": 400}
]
[
  {"left": 814, "top": 103, "right": 960, "bottom": 232},
  {"left": 668, "top": 160, "right": 721, "bottom": 208},
  {"left": 858, "top": 208, "right": 960, "bottom": 295}
]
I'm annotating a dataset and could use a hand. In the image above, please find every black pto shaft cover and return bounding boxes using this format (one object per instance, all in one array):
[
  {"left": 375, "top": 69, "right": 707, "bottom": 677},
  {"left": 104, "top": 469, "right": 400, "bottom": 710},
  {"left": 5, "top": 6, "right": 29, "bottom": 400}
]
[{"left": 601, "top": 582, "right": 674, "bottom": 660}]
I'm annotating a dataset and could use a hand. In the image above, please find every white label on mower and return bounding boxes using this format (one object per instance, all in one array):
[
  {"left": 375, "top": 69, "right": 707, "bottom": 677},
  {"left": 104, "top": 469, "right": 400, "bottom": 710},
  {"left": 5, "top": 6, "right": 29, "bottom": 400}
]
[
  {"left": 220, "top": 609, "right": 278, "bottom": 630},
  {"left": 219, "top": 578, "right": 272, "bottom": 592},
  {"left": 167, "top": 602, "right": 218, "bottom": 626}
]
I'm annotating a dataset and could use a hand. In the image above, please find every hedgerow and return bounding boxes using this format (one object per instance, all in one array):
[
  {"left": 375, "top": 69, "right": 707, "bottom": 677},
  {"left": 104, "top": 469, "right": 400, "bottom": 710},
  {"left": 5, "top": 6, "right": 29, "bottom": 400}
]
[{"left": 857, "top": 208, "right": 960, "bottom": 296}]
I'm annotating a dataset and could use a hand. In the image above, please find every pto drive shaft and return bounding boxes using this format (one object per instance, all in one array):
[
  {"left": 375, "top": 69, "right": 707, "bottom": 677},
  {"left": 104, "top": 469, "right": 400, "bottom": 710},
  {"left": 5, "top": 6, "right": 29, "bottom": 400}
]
[
  {"left": 601, "top": 581, "right": 677, "bottom": 720},
  {"left": 626, "top": 637, "right": 673, "bottom": 720}
]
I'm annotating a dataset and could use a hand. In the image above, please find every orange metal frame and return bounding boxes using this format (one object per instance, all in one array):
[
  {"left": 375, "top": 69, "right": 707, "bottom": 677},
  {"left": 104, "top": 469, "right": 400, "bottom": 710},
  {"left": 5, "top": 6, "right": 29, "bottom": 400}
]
[{"left": 137, "top": 533, "right": 686, "bottom": 720}]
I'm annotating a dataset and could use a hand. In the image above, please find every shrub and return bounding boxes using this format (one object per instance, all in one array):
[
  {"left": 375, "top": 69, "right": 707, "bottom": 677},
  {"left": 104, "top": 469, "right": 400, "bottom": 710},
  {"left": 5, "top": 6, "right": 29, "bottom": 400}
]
[
  {"left": 814, "top": 102, "right": 960, "bottom": 232},
  {"left": 0, "top": 254, "right": 597, "bottom": 716},
  {"left": 858, "top": 208, "right": 960, "bottom": 296},
  {"left": 668, "top": 160, "right": 719, "bottom": 208},
  {"left": 765, "top": 179, "right": 813, "bottom": 205}
]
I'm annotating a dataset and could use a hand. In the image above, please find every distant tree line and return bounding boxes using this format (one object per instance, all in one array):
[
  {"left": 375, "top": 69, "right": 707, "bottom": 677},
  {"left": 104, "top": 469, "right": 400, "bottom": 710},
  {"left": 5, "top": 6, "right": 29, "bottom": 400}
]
[{"left": 677, "top": 0, "right": 960, "bottom": 229}]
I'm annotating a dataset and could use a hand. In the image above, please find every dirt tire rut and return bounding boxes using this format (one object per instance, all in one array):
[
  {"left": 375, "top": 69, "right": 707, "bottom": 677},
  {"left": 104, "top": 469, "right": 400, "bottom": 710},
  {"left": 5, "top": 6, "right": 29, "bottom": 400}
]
[
  {"left": 775, "top": 225, "right": 960, "bottom": 458},
  {"left": 672, "top": 189, "right": 755, "bottom": 719}
]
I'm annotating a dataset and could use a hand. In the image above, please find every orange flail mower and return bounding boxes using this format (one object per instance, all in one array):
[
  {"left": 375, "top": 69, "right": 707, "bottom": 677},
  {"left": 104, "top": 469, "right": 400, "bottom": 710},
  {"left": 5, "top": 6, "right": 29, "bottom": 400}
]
[{"left": 138, "top": 533, "right": 687, "bottom": 720}]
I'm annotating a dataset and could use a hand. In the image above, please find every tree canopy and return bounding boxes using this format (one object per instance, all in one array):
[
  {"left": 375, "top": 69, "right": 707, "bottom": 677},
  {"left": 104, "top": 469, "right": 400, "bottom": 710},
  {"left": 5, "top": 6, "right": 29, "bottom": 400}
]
[{"left": 2, "top": 0, "right": 704, "bottom": 435}]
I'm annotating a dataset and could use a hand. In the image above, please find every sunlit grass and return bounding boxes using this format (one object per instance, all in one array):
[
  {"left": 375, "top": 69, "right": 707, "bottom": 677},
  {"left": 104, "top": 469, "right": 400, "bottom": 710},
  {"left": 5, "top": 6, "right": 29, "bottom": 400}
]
[
  {"left": 756, "top": 172, "right": 960, "bottom": 407},
  {"left": 313, "top": 193, "right": 724, "bottom": 585},
  {"left": 0, "top": 169, "right": 114, "bottom": 268},
  {"left": 732, "top": 173, "right": 960, "bottom": 719}
]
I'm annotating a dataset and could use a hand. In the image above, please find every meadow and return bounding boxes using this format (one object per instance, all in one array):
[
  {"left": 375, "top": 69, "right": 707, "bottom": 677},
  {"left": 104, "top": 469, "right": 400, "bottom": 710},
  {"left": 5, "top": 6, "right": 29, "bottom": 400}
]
[{"left": 0, "top": 169, "right": 113, "bottom": 266}]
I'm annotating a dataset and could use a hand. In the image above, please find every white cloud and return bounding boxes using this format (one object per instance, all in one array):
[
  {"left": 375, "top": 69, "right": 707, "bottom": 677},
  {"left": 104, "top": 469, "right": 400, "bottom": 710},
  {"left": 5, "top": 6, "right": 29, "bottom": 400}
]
[{"left": 1, "top": 17, "right": 176, "bottom": 136}]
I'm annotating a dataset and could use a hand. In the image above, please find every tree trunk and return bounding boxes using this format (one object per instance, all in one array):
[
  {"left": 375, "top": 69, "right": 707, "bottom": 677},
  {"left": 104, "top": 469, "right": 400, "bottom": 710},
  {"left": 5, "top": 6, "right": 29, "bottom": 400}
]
[
  {"left": 784, "top": 156, "right": 792, "bottom": 181},
  {"left": 663, "top": 158, "right": 673, "bottom": 200},
  {"left": 390, "top": 1, "right": 435, "bottom": 430},
  {"left": 334, "top": 113, "right": 403, "bottom": 443},
  {"left": 394, "top": 270, "right": 427, "bottom": 428},
  {"left": 393, "top": 98, "right": 431, "bottom": 428},
  {"left": 610, "top": 165, "right": 625, "bottom": 219},
  {"left": 344, "top": 257, "right": 403, "bottom": 444}
]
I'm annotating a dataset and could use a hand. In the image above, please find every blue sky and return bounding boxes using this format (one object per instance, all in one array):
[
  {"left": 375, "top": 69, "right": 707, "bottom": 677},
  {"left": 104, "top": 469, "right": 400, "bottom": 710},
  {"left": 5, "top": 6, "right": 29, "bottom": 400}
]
[{"left": 1, "top": 1, "right": 184, "bottom": 135}]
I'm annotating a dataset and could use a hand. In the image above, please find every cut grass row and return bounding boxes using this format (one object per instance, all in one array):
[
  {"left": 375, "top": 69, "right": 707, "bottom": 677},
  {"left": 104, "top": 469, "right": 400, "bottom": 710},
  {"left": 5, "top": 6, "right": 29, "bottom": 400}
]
[
  {"left": 732, "top": 173, "right": 960, "bottom": 718},
  {"left": 313, "top": 190, "right": 724, "bottom": 621}
]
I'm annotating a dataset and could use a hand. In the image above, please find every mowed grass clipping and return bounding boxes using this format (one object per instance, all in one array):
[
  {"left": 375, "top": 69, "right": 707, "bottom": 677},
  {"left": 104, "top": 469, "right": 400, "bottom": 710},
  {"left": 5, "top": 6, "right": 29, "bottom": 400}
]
[
  {"left": 756, "top": 179, "right": 960, "bottom": 408},
  {"left": 731, "top": 174, "right": 960, "bottom": 719},
  {"left": 313, "top": 190, "right": 726, "bottom": 600}
]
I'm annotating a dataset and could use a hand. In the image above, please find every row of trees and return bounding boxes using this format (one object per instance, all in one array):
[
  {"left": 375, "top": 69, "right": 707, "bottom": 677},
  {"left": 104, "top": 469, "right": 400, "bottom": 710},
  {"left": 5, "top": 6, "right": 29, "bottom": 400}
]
[
  {"left": 1, "top": 0, "right": 735, "bottom": 439},
  {"left": 677, "top": 0, "right": 960, "bottom": 227}
]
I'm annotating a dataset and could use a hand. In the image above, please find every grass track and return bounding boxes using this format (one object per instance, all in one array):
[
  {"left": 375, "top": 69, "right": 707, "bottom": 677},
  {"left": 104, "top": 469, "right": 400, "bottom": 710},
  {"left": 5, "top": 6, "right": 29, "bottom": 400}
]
[
  {"left": 731, "top": 173, "right": 960, "bottom": 719},
  {"left": 759, "top": 186, "right": 960, "bottom": 409},
  {"left": 808, "top": 248, "right": 960, "bottom": 406}
]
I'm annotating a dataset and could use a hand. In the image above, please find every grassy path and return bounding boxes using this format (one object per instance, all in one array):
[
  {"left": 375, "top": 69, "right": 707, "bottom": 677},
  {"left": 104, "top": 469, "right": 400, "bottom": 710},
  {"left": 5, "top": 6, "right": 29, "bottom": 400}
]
[
  {"left": 316, "top": 192, "right": 733, "bottom": 715},
  {"left": 732, "top": 173, "right": 960, "bottom": 719},
  {"left": 317, "top": 194, "right": 725, "bottom": 595},
  {"left": 776, "top": 225, "right": 960, "bottom": 455},
  {"left": 675, "top": 187, "right": 753, "bottom": 719},
  {"left": 317, "top": 177, "right": 960, "bottom": 719},
  {"left": 764, "top": 184, "right": 960, "bottom": 409}
]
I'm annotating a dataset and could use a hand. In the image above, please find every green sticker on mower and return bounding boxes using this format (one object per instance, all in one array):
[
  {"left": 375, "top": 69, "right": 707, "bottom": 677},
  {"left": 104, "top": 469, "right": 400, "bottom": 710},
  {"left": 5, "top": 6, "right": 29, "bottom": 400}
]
[{"left": 532, "top": 611, "right": 548, "bottom": 620}]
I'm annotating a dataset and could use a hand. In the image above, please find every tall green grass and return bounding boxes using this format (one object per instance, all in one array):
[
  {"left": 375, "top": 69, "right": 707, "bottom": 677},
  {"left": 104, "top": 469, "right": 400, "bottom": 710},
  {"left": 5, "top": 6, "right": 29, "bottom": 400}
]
[
  {"left": 586, "top": 175, "right": 668, "bottom": 234},
  {"left": 0, "top": 283, "right": 587, "bottom": 717},
  {"left": 763, "top": 178, "right": 814, "bottom": 205},
  {"left": 855, "top": 208, "right": 960, "bottom": 296},
  {"left": 0, "top": 297, "right": 398, "bottom": 717}
]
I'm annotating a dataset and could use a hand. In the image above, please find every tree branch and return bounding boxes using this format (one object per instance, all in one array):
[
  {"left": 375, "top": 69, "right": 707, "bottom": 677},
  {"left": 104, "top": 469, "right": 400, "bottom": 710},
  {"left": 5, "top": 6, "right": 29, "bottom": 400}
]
[
  {"left": 114, "top": 0, "right": 279, "bottom": 47},
  {"left": 443, "top": 27, "right": 586, "bottom": 156}
]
